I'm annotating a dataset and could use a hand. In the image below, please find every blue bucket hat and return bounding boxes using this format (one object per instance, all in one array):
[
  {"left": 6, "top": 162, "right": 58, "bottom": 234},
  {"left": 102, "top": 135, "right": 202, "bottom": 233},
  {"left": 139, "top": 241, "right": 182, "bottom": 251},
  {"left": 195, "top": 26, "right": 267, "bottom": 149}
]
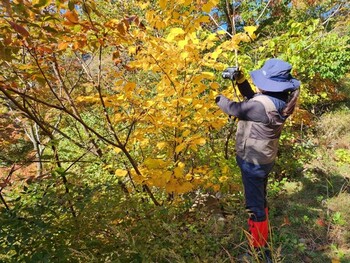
[{"left": 249, "top": 58, "right": 300, "bottom": 92}]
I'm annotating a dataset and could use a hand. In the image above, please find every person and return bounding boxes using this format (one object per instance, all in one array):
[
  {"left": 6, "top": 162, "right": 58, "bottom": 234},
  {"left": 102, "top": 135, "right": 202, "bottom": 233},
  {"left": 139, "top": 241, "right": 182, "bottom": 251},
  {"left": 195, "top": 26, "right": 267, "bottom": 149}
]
[{"left": 215, "top": 58, "right": 300, "bottom": 261}]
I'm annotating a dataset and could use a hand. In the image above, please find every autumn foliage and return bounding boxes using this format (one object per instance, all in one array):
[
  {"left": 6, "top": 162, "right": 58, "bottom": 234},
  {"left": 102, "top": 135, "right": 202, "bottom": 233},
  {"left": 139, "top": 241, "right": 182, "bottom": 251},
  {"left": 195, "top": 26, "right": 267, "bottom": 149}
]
[{"left": 0, "top": 0, "right": 261, "bottom": 202}]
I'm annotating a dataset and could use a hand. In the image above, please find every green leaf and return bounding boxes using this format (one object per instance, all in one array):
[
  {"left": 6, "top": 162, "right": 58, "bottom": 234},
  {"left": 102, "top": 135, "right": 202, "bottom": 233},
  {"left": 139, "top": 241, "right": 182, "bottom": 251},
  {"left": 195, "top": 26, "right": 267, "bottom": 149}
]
[
  {"left": 33, "top": 0, "right": 50, "bottom": 8},
  {"left": 0, "top": 43, "right": 14, "bottom": 61},
  {"left": 68, "top": 0, "right": 77, "bottom": 11}
]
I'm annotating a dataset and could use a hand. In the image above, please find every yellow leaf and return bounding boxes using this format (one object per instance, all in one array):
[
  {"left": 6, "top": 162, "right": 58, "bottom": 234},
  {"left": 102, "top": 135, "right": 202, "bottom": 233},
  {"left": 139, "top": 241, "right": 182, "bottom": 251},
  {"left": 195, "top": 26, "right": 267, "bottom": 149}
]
[
  {"left": 115, "top": 169, "right": 127, "bottom": 177},
  {"left": 138, "top": 2, "right": 149, "bottom": 9},
  {"left": 210, "top": 89, "right": 218, "bottom": 98},
  {"left": 124, "top": 82, "right": 136, "bottom": 92},
  {"left": 151, "top": 171, "right": 172, "bottom": 187},
  {"left": 183, "top": 0, "right": 192, "bottom": 6},
  {"left": 202, "top": 3, "right": 213, "bottom": 13},
  {"left": 156, "top": 142, "right": 167, "bottom": 149},
  {"left": 128, "top": 46, "right": 137, "bottom": 55},
  {"left": 221, "top": 164, "right": 229, "bottom": 175},
  {"left": 58, "top": 42, "right": 69, "bottom": 51},
  {"left": 155, "top": 20, "right": 166, "bottom": 29},
  {"left": 114, "top": 148, "right": 122, "bottom": 154},
  {"left": 166, "top": 28, "right": 185, "bottom": 41},
  {"left": 145, "top": 100, "right": 155, "bottom": 107},
  {"left": 140, "top": 138, "right": 150, "bottom": 147},
  {"left": 117, "top": 94, "right": 125, "bottom": 101},
  {"left": 179, "top": 97, "right": 192, "bottom": 104},
  {"left": 177, "top": 182, "right": 194, "bottom": 194},
  {"left": 174, "top": 165, "right": 184, "bottom": 178},
  {"left": 197, "top": 16, "right": 210, "bottom": 23},
  {"left": 210, "top": 82, "right": 220, "bottom": 90},
  {"left": 200, "top": 72, "right": 215, "bottom": 79},
  {"left": 175, "top": 143, "right": 186, "bottom": 154},
  {"left": 194, "top": 103, "right": 203, "bottom": 109},
  {"left": 143, "top": 158, "right": 168, "bottom": 169},
  {"left": 172, "top": 11, "right": 180, "bottom": 19},
  {"left": 178, "top": 39, "right": 188, "bottom": 49},
  {"left": 189, "top": 32, "right": 200, "bottom": 44},
  {"left": 202, "top": 0, "right": 219, "bottom": 13},
  {"left": 211, "top": 48, "right": 222, "bottom": 59},
  {"left": 234, "top": 33, "right": 251, "bottom": 43},
  {"left": 165, "top": 179, "right": 179, "bottom": 193},
  {"left": 159, "top": 0, "right": 167, "bottom": 10},
  {"left": 191, "top": 137, "right": 206, "bottom": 146},
  {"left": 185, "top": 173, "right": 193, "bottom": 180},
  {"left": 244, "top": 26, "right": 257, "bottom": 40},
  {"left": 114, "top": 79, "right": 124, "bottom": 86},
  {"left": 181, "top": 51, "right": 189, "bottom": 59},
  {"left": 178, "top": 0, "right": 192, "bottom": 6},
  {"left": 219, "top": 176, "right": 228, "bottom": 182},
  {"left": 182, "top": 130, "right": 191, "bottom": 137},
  {"left": 217, "top": 30, "right": 227, "bottom": 35},
  {"left": 178, "top": 162, "right": 185, "bottom": 169}
]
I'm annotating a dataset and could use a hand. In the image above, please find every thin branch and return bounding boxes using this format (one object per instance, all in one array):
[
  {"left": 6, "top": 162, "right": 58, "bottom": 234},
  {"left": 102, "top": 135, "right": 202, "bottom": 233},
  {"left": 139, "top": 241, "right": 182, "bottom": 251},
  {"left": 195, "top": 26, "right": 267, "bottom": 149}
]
[
  {"left": 255, "top": 0, "right": 273, "bottom": 25},
  {"left": 0, "top": 165, "right": 16, "bottom": 211},
  {"left": 27, "top": 47, "right": 66, "bottom": 109},
  {"left": 208, "top": 13, "right": 233, "bottom": 38},
  {"left": 78, "top": 45, "right": 159, "bottom": 205},
  {"left": 230, "top": 0, "right": 238, "bottom": 67},
  {"left": 1, "top": 86, "right": 120, "bottom": 148},
  {"left": 74, "top": 51, "right": 95, "bottom": 82},
  {"left": 0, "top": 193, "right": 10, "bottom": 211},
  {"left": 123, "top": 119, "right": 137, "bottom": 147},
  {"left": 0, "top": 85, "right": 56, "bottom": 140},
  {"left": 322, "top": 3, "right": 343, "bottom": 25},
  {"left": 150, "top": 54, "right": 178, "bottom": 92},
  {"left": 52, "top": 54, "right": 84, "bottom": 118},
  {"left": 62, "top": 150, "right": 90, "bottom": 174},
  {"left": 95, "top": 46, "right": 123, "bottom": 145}
]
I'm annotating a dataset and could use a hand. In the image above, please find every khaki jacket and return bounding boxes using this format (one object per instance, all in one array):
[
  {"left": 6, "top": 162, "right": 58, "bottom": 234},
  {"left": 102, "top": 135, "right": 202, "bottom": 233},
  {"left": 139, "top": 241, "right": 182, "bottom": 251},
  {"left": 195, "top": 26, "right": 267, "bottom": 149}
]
[{"left": 235, "top": 95, "right": 285, "bottom": 165}]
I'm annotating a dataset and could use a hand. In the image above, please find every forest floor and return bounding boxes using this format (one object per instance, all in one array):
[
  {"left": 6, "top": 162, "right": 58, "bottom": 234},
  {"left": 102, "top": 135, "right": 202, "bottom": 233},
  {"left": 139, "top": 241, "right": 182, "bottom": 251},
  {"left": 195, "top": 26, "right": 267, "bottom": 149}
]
[{"left": 275, "top": 104, "right": 350, "bottom": 263}]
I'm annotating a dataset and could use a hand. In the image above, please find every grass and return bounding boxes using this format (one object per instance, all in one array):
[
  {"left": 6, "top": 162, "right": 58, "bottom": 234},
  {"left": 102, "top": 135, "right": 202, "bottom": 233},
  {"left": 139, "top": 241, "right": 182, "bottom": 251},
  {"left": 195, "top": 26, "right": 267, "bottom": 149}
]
[{"left": 267, "top": 105, "right": 350, "bottom": 263}]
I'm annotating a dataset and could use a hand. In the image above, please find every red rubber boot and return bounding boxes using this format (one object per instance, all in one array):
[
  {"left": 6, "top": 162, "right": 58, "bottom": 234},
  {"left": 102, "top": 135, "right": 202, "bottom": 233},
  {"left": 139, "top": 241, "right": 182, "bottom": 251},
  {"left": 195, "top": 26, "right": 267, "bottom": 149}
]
[
  {"left": 241, "top": 208, "right": 271, "bottom": 262},
  {"left": 248, "top": 208, "right": 269, "bottom": 248},
  {"left": 248, "top": 218, "right": 268, "bottom": 247}
]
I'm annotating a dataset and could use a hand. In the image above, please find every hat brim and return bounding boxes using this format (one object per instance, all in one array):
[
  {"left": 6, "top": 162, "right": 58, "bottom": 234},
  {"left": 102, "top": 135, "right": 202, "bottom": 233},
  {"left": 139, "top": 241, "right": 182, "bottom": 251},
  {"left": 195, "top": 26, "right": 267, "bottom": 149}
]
[{"left": 250, "top": 69, "right": 300, "bottom": 92}]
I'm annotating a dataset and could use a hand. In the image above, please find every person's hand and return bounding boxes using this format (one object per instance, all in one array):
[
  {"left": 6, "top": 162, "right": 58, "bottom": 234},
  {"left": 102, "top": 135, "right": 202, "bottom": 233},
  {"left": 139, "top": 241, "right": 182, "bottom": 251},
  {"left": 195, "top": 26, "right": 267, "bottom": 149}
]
[{"left": 222, "top": 67, "right": 245, "bottom": 83}]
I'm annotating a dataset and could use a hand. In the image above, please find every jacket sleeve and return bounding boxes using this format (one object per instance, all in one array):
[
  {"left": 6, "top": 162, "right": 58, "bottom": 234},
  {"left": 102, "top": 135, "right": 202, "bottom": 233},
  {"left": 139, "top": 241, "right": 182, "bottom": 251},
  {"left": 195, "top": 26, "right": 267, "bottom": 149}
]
[
  {"left": 237, "top": 80, "right": 255, "bottom": 99},
  {"left": 215, "top": 95, "right": 269, "bottom": 123}
]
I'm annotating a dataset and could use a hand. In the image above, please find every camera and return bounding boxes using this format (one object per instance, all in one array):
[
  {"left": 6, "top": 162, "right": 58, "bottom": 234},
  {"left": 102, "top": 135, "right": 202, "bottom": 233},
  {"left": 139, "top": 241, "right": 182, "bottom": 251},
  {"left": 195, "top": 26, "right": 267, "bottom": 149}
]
[{"left": 222, "top": 67, "right": 240, "bottom": 80}]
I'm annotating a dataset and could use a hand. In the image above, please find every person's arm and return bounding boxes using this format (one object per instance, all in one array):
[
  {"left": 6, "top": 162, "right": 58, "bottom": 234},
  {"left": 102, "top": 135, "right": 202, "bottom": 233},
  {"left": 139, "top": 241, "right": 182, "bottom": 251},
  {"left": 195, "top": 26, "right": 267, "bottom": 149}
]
[
  {"left": 237, "top": 80, "right": 255, "bottom": 100},
  {"left": 221, "top": 67, "right": 256, "bottom": 99},
  {"left": 215, "top": 95, "right": 269, "bottom": 123}
]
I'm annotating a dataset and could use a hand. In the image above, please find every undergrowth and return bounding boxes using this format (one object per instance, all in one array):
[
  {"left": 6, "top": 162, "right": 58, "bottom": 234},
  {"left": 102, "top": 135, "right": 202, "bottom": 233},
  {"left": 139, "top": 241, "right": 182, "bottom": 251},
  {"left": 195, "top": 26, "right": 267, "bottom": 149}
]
[{"left": 1, "top": 107, "right": 349, "bottom": 263}]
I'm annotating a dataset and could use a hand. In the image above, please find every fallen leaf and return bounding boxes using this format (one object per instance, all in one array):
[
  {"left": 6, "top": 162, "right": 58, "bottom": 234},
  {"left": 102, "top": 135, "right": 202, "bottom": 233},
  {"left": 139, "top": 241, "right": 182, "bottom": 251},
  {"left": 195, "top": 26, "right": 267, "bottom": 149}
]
[{"left": 281, "top": 216, "right": 291, "bottom": 226}]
